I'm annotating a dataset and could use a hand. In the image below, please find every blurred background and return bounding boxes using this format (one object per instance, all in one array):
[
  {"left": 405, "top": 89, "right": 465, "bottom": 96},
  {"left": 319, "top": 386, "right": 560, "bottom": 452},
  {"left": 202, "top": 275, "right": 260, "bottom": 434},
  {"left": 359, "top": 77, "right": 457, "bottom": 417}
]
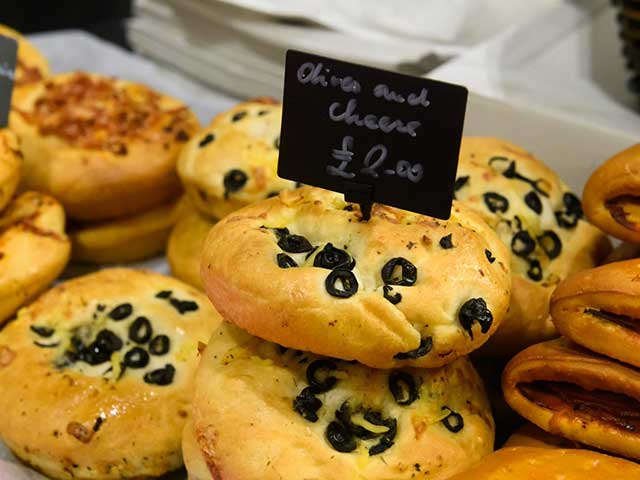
[{"left": 0, "top": 0, "right": 638, "bottom": 133}]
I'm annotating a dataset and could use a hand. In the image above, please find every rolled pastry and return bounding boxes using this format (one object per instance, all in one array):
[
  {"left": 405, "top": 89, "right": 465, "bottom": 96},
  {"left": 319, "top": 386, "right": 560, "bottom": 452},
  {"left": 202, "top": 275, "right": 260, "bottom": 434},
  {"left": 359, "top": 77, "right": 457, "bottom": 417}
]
[
  {"left": 550, "top": 259, "right": 640, "bottom": 368},
  {"left": 502, "top": 338, "right": 640, "bottom": 460}
]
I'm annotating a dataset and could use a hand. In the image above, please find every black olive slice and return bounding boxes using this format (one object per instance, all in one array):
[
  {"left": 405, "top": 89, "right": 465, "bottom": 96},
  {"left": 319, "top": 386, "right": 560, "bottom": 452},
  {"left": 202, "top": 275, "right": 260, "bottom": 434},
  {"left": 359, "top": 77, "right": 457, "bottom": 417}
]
[
  {"left": 143, "top": 364, "right": 175, "bottom": 386},
  {"left": 485, "top": 249, "right": 495, "bottom": 263},
  {"left": 123, "top": 347, "right": 150, "bottom": 369},
  {"left": 293, "top": 387, "right": 322, "bottom": 422},
  {"left": 266, "top": 191, "right": 279, "bottom": 198},
  {"left": 366, "top": 412, "right": 397, "bottom": 456},
  {"left": 439, "top": 234, "right": 454, "bottom": 249},
  {"left": 441, "top": 407, "right": 464, "bottom": 433},
  {"left": 277, "top": 253, "right": 297, "bottom": 268},
  {"left": 335, "top": 402, "right": 378, "bottom": 440},
  {"left": 555, "top": 210, "right": 579, "bottom": 229},
  {"left": 77, "top": 329, "right": 123, "bottom": 365},
  {"left": 95, "top": 329, "right": 123, "bottom": 353},
  {"left": 524, "top": 191, "right": 542, "bottom": 214},
  {"left": 325, "top": 269, "right": 358, "bottom": 298},
  {"left": 30, "top": 325, "right": 54, "bottom": 337},
  {"left": 511, "top": 230, "right": 536, "bottom": 258},
  {"left": 563, "top": 192, "right": 583, "bottom": 217},
  {"left": 483, "top": 192, "right": 509, "bottom": 213},
  {"left": 223, "top": 169, "right": 248, "bottom": 199},
  {"left": 306, "top": 359, "right": 338, "bottom": 393},
  {"left": 389, "top": 371, "right": 419, "bottom": 406},
  {"left": 393, "top": 337, "right": 433, "bottom": 360},
  {"left": 458, "top": 298, "right": 493, "bottom": 339},
  {"left": 454, "top": 176, "right": 469, "bottom": 192},
  {"left": 156, "top": 291, "right": 172, "bottom": 299},
  {"left": 527, "top": 259, "right": 543, "bottom": 282},
  {"left": 383, "top": 285, "right": 402, "bottom": 305},
  {"left": 278, "top": 233, "right": 313, "bottom": 253},
  {"left": 258, "top": 109, "right": 269, "bottom": 116},
  {"left": 108, "top": 303, "right": 133, "bottom": 321},
  {"left": 381, "top": 258, "right": 417, "bottom": 286},
  {"left": 313, "top": 243, "right": 353, "bottom": 270},
  {"left": 326, "top": 421, "right": 357, "bottom": 453},
  {"left": 149, "top": 335, "right": 170, "bottom": 355},
  {"left": 198, "top": 133, "right": 215, "bottom": 148},
  {"left": 231, "top": 111, "right": 247, "bottom": 122},
  {"left": 169, "top": 298, "right": 199, "bottom": 314},
  {"left": 537, "top": 230, "right": 562, "bottom": 260},
  {"left": 129, "top": 317, "right": 153, "bottom": 344}
]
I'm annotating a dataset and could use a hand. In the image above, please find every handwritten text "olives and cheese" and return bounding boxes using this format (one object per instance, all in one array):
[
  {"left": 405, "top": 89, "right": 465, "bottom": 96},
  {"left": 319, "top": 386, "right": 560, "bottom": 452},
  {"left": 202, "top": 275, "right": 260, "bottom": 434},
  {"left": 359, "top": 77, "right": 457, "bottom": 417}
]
[{"left": 297, "top": 61, "right": 427, "bottom": 184}]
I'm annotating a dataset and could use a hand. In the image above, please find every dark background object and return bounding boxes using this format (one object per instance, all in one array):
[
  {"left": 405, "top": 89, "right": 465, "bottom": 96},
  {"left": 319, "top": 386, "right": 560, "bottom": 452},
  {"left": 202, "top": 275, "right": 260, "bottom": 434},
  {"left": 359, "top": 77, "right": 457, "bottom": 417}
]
[
  {"left": 0, "top": 0, "right": 132, "bottom": 49},
  {"left": 613, "top": 0, "right": 640, "bottom": 102}
]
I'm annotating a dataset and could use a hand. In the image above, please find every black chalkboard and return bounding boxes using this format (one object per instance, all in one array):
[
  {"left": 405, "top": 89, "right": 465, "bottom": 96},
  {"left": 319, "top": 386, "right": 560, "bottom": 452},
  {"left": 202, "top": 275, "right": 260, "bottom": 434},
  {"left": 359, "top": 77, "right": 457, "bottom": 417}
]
[
  {"left": 278, "top": 50, "right": 467, "bottom": 220},
  {"left": 0, "top": 35, "right": 17, "bottom": 128}
]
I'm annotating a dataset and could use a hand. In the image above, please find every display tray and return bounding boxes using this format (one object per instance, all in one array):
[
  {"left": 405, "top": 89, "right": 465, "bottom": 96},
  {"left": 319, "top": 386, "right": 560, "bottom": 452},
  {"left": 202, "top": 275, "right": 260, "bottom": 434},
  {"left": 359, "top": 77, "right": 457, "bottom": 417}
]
[{"left": 1, "top": 29, "right": 637, "bottom": 480}]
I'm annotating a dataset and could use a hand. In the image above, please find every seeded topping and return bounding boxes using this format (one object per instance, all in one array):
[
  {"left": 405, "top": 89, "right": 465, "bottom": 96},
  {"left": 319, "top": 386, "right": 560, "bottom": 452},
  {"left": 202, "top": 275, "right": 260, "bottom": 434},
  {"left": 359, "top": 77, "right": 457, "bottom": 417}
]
[
  {"left": 525, "top": 191, "right": 542, "bottom": 214},
  {"left": 441, "top": 407, "right": 464, "bottom": 433},
  {"left": 389, "top": 371, "right": 419, "bottom": 406},
  {"left": 293, "top": 387, "right": 322, "bottom": 422},
  {"left": 393, "top": 337, "right": 433, "bottom": 360},
  {"left": 108, "top": 303, "right": 133, "bottom": 321},
  {"left": 537, "top": 231, "right": 562, "bottom": 259},
  {"left": 381, "top": 258, "right": 417, "bottom": 286},
  {"left": 527, "top": 259, "right": 543, "bottom": 281},
  {"left": 439, "top": 234, "right": 454, "bottom": 249},
  {"left": 278, "top": 233, "right": 313, "bottom": 254},
  {"left": 198, "top": 133, "right": 215, "bottom": 147},
  {"left": 326, "top": 421, "right": 357, "bottom": 453},
  {"left": 483, "top": 192, "right": 509, "bottom": 213},
  {"left": 313, "top": 243, "right": 353, "bottom": 270},
  {"left": 123, "top": 347, "right": 150, "bottom": 369},
  {"left": 306, "top": 360, "right": 338, "bottom": 393},
  {"left": 485, "top": 250, "right": 495, "bottom": 263},
  {"left": 325, "top": 269, "right": 358, "bottom": 298},
  {"left": 143, "top": 364, "right": 175, "bottom": 386},
  {"left": 382, "top": 285, "right": 402, "bottom": 305},
  {"left": 458, "top": 298, "right": 493, "bottom": 339},
  {"left": 511, "top": 230, "right": 535, "bottom": 257},
  {"left": 30, "top": 325, "right": 54, "bottom": 337},
  {"left": 231, "top": 111, "right": 247, "bottom": 122},
  {"left": 277, "top": 253, "right": 297, "bottom": 268},
  {"left": 149, "top": 335, "right": 170, "bottom": 356},
  {"left": 129, "top": 317, "right": 153, "bottom": 344},
  {"left": 223, "top": 169, "right": 248, "bottom": 199}
]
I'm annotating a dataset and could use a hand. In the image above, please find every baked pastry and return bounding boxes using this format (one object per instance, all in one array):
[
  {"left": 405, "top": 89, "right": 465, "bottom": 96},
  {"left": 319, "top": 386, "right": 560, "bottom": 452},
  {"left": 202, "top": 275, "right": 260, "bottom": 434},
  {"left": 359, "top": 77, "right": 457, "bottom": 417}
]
[
  {"left": 502, "top": 338, "right": 640, "bottom": 460},
  {"left": 201, "top": 186, "right": 511, "bottom": 368},
  {"left": 192, "top": 321, "right": 494, "bottom": 480},
  {"left": 70, "top": 196, "right": 188, "bottom": 264},
  {"left": 0, "top": 191, "right": 70, "bottom": 325},
  {"left": 10, "top": 71, "right": 199, "bottom": 221},
  {"left": 455, "top": 137, "right": 611, "bottom": 357},
  {"left": 0, "top": 128, "right": 21, "bottom": 212},
  {"left": 0, "top": 268, "right": 221, "bottom": 479},
  {"left": 167, "top": 200, "right": 215, "bottom": 289},
  {"left": 550, "top": 258, "right": 640, "bottom": 368},
  {"left": 504, "top": 422, "right": 580, "bottom": 449},
  {"left": 447, "top": 447, "right": 640, "bottom": 479},
  {"left": 0, "top": 24, "right": 49, "bottom": 88},
  {"left": 182, "top": 420, "right": 212, "bottom": 480},
  {"left": 583, "top": 144, "right": 640, "bottom": 243},
  {"left": 177, "top": 98, "right": 297, "bottom": 220}
]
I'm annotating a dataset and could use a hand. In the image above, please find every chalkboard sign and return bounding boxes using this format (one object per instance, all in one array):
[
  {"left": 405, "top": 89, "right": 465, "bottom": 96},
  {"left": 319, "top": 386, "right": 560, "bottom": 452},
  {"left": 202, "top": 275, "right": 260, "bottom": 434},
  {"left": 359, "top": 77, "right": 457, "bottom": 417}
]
[
  {"left": 278, "top": 50, "right": 467, "bottom": 220},
  {"left": 0, "top": 35, "right": 17, "bottom": 128}
]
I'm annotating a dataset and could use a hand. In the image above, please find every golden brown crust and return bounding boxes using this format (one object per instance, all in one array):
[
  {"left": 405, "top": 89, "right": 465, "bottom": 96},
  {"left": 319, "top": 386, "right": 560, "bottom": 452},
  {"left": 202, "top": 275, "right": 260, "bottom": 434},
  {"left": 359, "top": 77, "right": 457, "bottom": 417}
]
[
  {"left": 10, "top": 72, "right": 199, "bottom": 221},
  {"left": 502, "top": 338, "right": 640, "bottom": 460},
  {"left": 0, "top": 191, "right": 70, "bottom": 325},
  {"left": 201, "top": 186, "right": 511, "bottom": 368},
  {"left": 550, "top": 259, "right": 640, "bottom": 368},
  {"left": 177, "top": 100, "right": 296, "bottom": 220},
  {"left": 0, "top": 128, "right": 22, "bottom": 212},
  {"left": 167, "top": 200, "right": 215, "bottom": 289},
  {"left": 583, "top": 144, "right": 640, "bottom": 243},
  {"left": 69, "top": 196, "right": 188, "bottom": 264},
  {"left": 182, "top": 419, "right": 212, "bottom": 480},
  {"left": 0, "top": 25, "right": 49, "bottom": 88},
  {"left": 447, "top": 447, "right": 640, "bottom": 479},
  {"left": 0, "top": 268, "right": 222, "bottom": 479},
  {"left": 456, "top": 137, "right": 611, "bottom": 357},
  {"left": 504, "top": 422, "right": 580, "bottom": 449},
  {"left": 193, "top": 322, "right": 494, "bottom": 480}
]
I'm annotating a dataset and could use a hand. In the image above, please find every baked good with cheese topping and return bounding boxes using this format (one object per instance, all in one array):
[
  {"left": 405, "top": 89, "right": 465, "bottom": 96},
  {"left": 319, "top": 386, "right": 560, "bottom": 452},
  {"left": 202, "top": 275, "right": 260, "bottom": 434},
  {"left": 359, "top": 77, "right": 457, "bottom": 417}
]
[
  {"left": 192, "top": 321, "right": 494, "bottom": 480},
  {"left": 455, "top": 137, "right": 611, "bottom": 357},
  {"left": 0, "top": 268, "right": 221, "bottom": 479},
  {"left": 201, "top": 186, "right": 511, "bottom": 368}
]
